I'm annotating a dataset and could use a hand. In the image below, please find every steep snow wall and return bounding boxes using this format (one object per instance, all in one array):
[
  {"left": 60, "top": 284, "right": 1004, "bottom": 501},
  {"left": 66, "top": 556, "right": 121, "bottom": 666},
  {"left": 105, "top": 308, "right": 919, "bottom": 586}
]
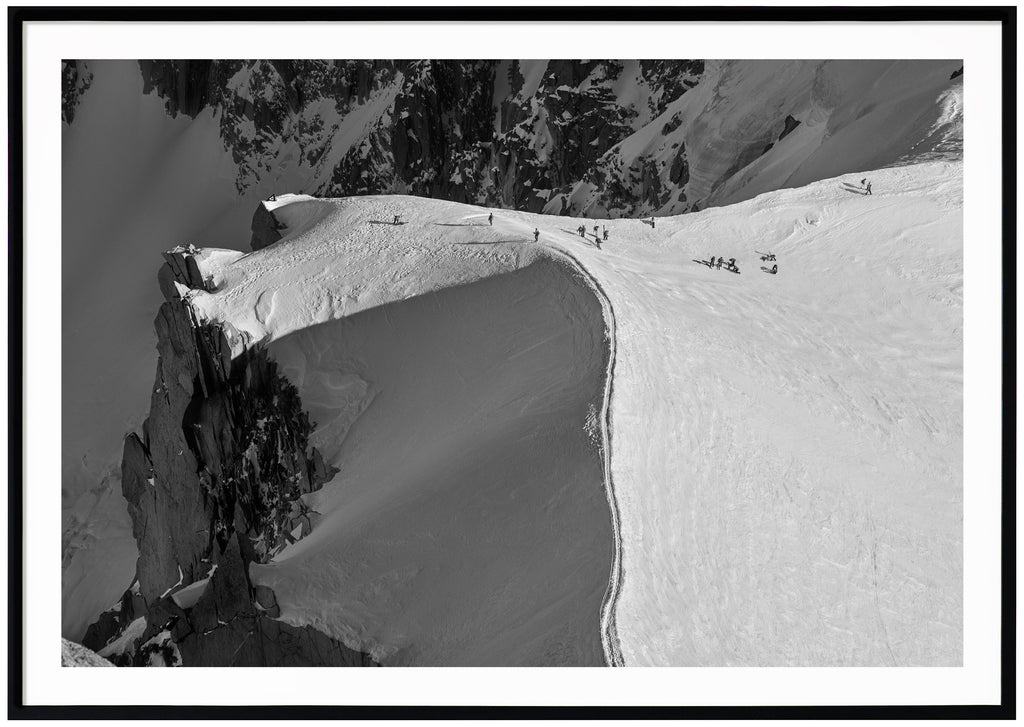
[{"left": 252, "top": 258, "right": 614, "bottom": 665}]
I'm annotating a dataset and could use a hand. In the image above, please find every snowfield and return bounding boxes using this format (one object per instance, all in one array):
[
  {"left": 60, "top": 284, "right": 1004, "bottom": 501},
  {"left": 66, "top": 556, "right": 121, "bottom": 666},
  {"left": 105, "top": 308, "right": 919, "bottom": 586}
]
[
  {"left": 60, "top": 59, "right": 963, "bottom": 646},
  {"left": 186, "top": 159, "right": 961, "bottom": 666}
]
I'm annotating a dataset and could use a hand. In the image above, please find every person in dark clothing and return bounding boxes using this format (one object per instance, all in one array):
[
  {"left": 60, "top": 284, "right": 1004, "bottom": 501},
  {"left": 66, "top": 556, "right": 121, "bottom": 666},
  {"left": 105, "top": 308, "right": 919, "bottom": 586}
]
[
  {"left": 865, "top": 182, "right": 872, "bottom": 195},
  {"left": 534, "top": 228, "right": 540, "bottom": 242},
  {"left": 603, "top": 227, "right": 608, "bottom": 241},
  {"left": 728, "top": 257, "right": 736, "bottom": 269},
  {"left": 393, "top": 214, "right": 401, "bottom": 225},
  {"left": 488, "top": 212, "right": 493, "bottom": 226},
  {"left": 715, "top": 257, "right": 723, "bottom": 269}
]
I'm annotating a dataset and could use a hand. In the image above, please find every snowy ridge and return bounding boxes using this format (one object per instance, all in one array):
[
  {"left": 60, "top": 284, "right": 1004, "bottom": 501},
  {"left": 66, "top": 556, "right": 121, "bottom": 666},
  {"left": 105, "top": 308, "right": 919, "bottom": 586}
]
[
  {"left": 176, "top": 158, "right": 961, "bottom": 665},
  {"left": 61, "top": 59, "right": 963, "bottom": 642}
]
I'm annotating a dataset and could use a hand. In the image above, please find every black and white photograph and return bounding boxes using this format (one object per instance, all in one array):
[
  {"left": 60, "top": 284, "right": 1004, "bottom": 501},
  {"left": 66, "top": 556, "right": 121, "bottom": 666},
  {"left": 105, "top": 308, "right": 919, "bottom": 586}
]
[{"left": 11, "top": 4, "right": 1012, "bottom": 717}]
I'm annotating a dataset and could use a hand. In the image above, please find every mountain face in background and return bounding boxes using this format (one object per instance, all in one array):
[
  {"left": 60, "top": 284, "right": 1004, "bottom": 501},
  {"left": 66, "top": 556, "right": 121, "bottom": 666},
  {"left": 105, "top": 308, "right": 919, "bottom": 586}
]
[
  {"left": 63, "top": 59, "right": 962, "bottom": 218},
  {"left": 60, "top": 58, "right": 963, "bottom": 649},
  {"left": 120, "top": 59, "right": 707, "bottom": 215}
]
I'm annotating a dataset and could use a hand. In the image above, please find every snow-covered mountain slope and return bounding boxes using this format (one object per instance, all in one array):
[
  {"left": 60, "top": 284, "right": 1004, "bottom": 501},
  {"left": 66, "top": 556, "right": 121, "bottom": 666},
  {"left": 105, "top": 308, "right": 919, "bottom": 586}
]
[
  {"left": 180, "top": 158, "right": 960, "bottom": 666},
  {"left": 63, "top": 59, "right": 960, "bottom": 219},
  {"left": 61, "top": 59, "right": 962, "bottom": 645},
  {"left": 184, "top": 200, "right": 614, "bottom": 665},
  {"left": 556, "top": 60, "right": 963, "bottom": 216}
]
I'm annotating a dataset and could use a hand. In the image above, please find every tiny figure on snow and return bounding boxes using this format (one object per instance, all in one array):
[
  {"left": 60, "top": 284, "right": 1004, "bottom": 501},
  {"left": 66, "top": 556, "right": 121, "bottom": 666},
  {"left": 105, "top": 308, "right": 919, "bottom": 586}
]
[
  {"left": 533, "top": 228, "right": 540, "bottom": 242},
  {"left": 488, "top": 212, "right": 493, "bottom": 226},
  {"left": 865, "top": 181, "right": 872, "bottom": 195},
  {"left": 393, "top": 214, "right": 401, "bottom": 225},
  {"left": 651, "top": 217, "right": 656, "bottom": 229},
  {"left": 727, "top": 258, "right": 736, "bottom": 269},
  {"left": 579, "top": 225, "right": 586, "bottom": 237},
  {"left": 715, "top": 257, "right": 723, "bottom": 270},
  {"left": 603, "top": 227, "right": 608, "bottom": 241}
]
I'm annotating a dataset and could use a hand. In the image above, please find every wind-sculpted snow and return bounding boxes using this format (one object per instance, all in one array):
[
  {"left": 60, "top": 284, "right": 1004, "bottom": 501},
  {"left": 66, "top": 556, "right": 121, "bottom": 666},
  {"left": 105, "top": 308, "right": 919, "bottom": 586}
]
[
  {"left": 557, "top": 161, "right": 963, "bottom": 665},
  {"left": 62, "top": 59, "right": 965, "bottom": 649},
  {"left": 184, "top": 160, "right": 961, "bottom": 666},
  {"left": 188, "top": 196, "right": 617, "bottom": 665},
  {"left": 252, "top": 261, "right": 613, "bottom": 665}
]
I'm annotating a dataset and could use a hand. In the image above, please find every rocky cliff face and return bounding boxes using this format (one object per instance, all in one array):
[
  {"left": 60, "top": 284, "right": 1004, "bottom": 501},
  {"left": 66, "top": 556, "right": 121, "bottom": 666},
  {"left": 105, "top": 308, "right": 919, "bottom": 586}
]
[
  {"left": 64, "top": 59, "right": 963, "bottom": 219},
  {"left": 85, "top": 246, "right": 376, "bottom": 667},
  {"left": 115, "top": 60, "right": 705, "bottom": 215}
]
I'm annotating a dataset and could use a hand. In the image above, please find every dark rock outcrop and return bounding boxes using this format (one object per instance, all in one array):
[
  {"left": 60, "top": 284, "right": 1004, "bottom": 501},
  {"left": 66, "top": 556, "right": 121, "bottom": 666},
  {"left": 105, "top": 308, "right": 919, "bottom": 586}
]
[
  {"left": 82, "top": 580, "right": 147, "bottom": 652},
  {"left": 61, "top": 60, "right": 93, "bottom": 125},
  {"left": 89, "top": 247, "right": 374, "bottom": 666},
  {"left": 779, "top": 114, "right": 801, "bottom": 141},
  {"left": 120, "top": 60, "right": 706, "bottom": 213},
  {"left": 250, "top": 202, "right": 284, "bottom": 251}
]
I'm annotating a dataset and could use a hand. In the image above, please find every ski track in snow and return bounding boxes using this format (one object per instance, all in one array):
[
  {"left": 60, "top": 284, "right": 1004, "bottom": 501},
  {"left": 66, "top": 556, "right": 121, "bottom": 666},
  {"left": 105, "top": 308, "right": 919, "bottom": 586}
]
[{"left": 188, "top": 159, "right": 962, "bottom": 666}]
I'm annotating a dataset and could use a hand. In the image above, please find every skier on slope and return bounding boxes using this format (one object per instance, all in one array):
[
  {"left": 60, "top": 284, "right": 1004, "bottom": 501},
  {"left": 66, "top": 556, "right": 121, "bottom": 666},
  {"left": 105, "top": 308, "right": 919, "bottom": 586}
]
[
  {"left": 488, "top": 212, "right": 493, "bottom": 226},
  {"left": 534, "top": 228, "right": 540, "bottom": 242}
]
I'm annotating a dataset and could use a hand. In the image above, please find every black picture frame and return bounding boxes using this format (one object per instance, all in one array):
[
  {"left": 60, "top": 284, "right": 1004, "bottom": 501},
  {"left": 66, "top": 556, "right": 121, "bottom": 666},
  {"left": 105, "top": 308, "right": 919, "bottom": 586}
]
[{"left": 10, "top": 4, "right": 1016, "bottom": 719}]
